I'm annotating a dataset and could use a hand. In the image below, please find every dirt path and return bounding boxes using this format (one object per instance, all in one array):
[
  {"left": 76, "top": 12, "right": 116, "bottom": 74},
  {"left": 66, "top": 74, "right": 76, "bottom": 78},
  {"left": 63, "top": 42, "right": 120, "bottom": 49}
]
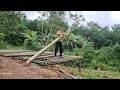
[{"left": 0, "top": 56, "right": 64, "bottom": 79}]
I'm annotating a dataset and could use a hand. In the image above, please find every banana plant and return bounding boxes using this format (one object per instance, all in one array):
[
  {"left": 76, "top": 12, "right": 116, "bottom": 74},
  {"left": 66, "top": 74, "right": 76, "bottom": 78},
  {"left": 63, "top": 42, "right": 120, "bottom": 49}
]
[
  {"left": 63, "top": 33, "right": 89, "bottom": 50},
  {"left": 22, "top": 30, "right": 37, "bottom": 41},
  {"left": 0, "top": 33, "right": 5, "bottom": 39},
  {"left": 0, "top": 33, "right": 5, "bottom": 43},
  {"left": 22, "top": 30, "right": 41, "bottom": 45}
]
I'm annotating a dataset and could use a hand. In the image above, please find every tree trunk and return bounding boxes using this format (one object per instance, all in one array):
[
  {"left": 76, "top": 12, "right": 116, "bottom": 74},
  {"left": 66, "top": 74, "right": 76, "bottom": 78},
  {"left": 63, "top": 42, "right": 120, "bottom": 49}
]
[
  {"left": 26, "top": 28, "right": 71, "bottom": 64},
  {"left": 42, "top": 19, "right": 43, "bottom": 37}
]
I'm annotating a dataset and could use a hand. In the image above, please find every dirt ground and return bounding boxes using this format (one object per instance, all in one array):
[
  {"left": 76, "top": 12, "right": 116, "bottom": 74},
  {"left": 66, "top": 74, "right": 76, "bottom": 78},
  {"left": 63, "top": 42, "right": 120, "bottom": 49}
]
[{"left": 0, "top": 56, "right": 66, "bottom": 79}]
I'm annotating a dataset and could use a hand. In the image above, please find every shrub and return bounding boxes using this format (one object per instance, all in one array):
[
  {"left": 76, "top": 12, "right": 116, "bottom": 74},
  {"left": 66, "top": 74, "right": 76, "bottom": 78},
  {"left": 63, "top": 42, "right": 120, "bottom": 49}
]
[
  {"left": 0, "top": 41, "right": 7, "bottom": 49},
  {"left": 24, "top": 39, "right": 42, "bottom": 51}
]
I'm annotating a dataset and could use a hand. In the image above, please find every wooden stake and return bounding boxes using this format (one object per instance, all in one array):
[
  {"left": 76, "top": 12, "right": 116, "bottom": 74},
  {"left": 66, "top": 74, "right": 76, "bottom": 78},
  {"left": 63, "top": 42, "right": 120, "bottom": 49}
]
[
  {"left": 79, "top": 58, "right": 83, "bottom": 73},
  {"left": 79, "top": 59, "right": 81, "bottom": 73}
]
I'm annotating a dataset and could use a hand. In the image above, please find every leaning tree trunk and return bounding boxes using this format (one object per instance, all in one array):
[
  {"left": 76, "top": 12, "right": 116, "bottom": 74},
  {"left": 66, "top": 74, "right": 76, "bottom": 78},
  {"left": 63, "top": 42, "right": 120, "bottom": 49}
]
[{"left": 26, "top": 28, "right": 71, "bottom": 64}]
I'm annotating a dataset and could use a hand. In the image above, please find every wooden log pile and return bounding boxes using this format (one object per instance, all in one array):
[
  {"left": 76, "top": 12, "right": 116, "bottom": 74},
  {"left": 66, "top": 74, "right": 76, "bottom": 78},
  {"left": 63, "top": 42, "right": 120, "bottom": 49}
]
[
  {"left": 11, "top": 55, "right": 83, "bottom": 66},
  {"left": 0, "top": 50, "right": 83, "bottom": 72},
  {"left": 56, "top": 69, "right": 78, "bottom": 79},
  {"left": 0, "top": 50, "right": 82, "bottom": 65}
]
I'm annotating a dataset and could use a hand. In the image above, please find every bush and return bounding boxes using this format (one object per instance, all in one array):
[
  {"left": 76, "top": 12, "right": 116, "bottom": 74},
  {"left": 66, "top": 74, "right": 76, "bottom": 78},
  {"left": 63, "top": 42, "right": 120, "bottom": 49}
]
[
  {"left": 83, "top": 50, "right": 95, "bottom": 60},
  {"left": 24, "top": 39, "right": 42, "bottom": 51},
  {"left": 63, "top": 43, "right": 120, "bottom": 72},
  {"left": 82, "top": 50, "right": 95, "bottom": 67},
  {"left": 95, "top": 44, "right": 120, "bottom": 67},
  {"left": 72, "top": 48, "right": 83, "bottom": 56},
  {"left": 88, "top": 44, "right": 120, "bottom": 72},
  {"left": 112, "top": 43, "right": 120, "bottom": 59},
  {"left": 61, "top": 60, "right": 80, "bottom": 68},
  {"left": 0, "top": 41, "right": 7, "bottom": 49},
  {"left": 4, "top": 32, "right": 25, "bottom": 46}
]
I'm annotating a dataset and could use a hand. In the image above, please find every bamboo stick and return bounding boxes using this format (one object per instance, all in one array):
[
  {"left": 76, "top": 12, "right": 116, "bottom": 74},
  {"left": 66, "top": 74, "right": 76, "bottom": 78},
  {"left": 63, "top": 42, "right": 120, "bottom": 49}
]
[
  {"left": 56, "top": 71, "right": 71, "bottom": 79},
  {"left": 58, "top": 69, "right": 78, "bottom": 79}
]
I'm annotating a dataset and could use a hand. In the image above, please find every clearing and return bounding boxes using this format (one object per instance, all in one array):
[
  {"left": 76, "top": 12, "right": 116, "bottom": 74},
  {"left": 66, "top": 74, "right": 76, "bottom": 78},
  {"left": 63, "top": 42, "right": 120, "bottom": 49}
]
[{"left": 0, "top": 56, "right": 65, "bottom": 79}]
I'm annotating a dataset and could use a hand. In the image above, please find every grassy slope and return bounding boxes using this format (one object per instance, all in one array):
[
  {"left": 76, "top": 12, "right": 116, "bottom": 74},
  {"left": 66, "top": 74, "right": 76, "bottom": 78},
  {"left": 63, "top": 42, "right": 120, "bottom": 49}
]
[{"left": 68, "top": 67, "right": 120, "bottom": 79}]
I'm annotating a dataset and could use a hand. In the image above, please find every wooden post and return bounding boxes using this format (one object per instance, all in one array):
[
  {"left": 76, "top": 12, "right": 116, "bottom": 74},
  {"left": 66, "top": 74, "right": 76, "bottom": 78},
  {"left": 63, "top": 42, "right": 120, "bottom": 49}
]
[
  {"left": 79, "top": 59, "right": 81, "bottom": 73},
  {"left": 79, "top": 58, "right": 83, "bottom": 73},
  {"left": 25, "top": 28, "right": 71, "bottom": 65}
]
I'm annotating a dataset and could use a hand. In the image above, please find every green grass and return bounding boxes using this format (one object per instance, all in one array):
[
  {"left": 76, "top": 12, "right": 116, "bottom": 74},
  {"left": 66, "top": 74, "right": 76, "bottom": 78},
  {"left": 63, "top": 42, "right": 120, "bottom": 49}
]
[
  {"left": 68, "top": 67, "right": 120, "bottom": 79},
  {"left": 0, "top": 45, "right": 24, "bottom": 50},
  {"left": 0, "top": 42, "right": 25, "bottom": 50}
]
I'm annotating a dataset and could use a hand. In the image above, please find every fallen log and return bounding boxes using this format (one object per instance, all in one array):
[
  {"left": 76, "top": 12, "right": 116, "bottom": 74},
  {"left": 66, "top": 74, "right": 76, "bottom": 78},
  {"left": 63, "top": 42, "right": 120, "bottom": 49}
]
[{"left": 26, "top": 28, "right": 71, "bottom": 65}]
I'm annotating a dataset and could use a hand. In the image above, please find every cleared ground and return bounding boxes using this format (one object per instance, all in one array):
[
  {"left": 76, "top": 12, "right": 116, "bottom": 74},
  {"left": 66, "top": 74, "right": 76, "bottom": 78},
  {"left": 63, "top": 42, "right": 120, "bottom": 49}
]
[{"left": 0, "top": 56, "right": 64, "bottom": 79}]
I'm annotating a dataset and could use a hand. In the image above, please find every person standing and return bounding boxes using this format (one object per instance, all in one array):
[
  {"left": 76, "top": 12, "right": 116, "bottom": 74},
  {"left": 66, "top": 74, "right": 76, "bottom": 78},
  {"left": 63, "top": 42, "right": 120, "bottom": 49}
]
[{"left": 54, "top": 27, "right": 65, "bottom": 57}]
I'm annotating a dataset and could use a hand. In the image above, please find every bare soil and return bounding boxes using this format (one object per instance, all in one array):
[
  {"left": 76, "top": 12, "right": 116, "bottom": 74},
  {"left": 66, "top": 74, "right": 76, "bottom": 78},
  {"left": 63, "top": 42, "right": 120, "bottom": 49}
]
[{"left": 0, "top": 56, "right": 64, "bottom": 79}]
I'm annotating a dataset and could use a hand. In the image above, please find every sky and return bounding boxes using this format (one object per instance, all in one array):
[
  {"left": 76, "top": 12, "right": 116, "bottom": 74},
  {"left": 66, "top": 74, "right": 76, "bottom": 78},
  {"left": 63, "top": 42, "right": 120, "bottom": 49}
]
[{"left": 22, "top": 11, "right": 120, "bottom": 27}]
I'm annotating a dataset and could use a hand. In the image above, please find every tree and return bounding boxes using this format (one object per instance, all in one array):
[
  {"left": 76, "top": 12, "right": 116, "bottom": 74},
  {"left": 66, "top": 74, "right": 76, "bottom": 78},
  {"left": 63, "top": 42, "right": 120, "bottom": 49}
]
[
  {"left": 111, "top": 24, "right": 120, "bottom": 44},
  {"left": 63, "top": 33, "right": 88, "bottom": 50},
  {"left": 69, "top": 12, "right": 85, "bottom": 27},
  {"left": 0, "top": 11, "right": 27, "bottom": 45},
  {"left": 37, "top": 11, "right": 69, "bottom": 47}
]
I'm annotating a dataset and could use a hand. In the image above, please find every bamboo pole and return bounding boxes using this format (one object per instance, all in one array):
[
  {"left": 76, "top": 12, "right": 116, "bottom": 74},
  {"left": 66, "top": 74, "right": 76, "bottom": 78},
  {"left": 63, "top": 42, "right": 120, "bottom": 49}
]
[
  {"left": 25, "top": 28, "right": 71, "bottom": 65},
  {"left": 58, "top": 69, "right": 78, "bottom": 79},
  {"left": 56, "top": 71, "right": 71, "bottom": 79}
]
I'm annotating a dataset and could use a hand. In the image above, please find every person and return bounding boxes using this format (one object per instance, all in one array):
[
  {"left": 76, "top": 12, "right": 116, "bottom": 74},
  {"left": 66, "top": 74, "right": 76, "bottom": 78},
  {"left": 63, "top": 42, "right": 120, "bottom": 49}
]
[{"left": 54, "top": 27, "right": 65, "bottom": 57}]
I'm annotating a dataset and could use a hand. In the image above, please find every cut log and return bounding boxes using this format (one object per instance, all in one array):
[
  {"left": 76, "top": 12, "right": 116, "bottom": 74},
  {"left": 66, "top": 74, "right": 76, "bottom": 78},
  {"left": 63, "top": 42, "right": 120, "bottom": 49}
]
[
  {"left": 26, "top": 28, "right": 71, "bottom": 64},
  {"left": 17, "top": 55, "right": 54, "bottom": 60},
  {"left": 1, "top": 52, "right": 38, "bottom": 56},
  {"left": 1, "top": 52, "right": 54, "bottom": 57},
  {"left": 0, "top": 50, "right": 33, "bottom": 54}
]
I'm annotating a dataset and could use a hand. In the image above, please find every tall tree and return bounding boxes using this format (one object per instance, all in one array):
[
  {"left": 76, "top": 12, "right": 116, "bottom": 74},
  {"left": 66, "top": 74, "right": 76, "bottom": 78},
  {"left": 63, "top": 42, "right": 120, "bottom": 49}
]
[{"left": 0, "top": 11, "right": 27, "bottom": 45}]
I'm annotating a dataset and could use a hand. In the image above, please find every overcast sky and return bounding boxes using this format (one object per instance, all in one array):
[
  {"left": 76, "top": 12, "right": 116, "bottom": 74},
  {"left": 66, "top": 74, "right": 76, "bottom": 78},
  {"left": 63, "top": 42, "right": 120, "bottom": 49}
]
[{"left": 22, "top": 11, "right": 120, "bottom": 27}]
